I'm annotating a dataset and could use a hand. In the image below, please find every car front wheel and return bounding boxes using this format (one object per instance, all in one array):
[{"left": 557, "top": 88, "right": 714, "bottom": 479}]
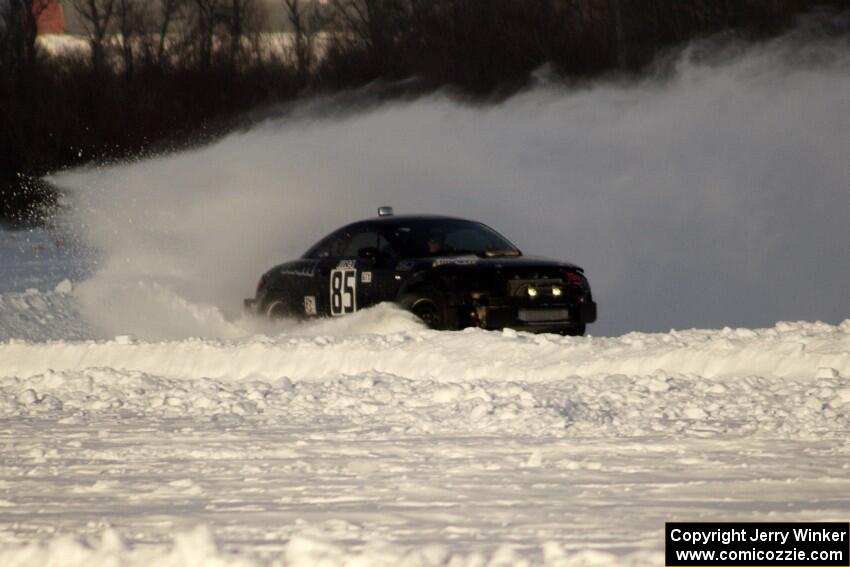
[{"left": 401, "top": 287, "right": 451, "bottom": 330}]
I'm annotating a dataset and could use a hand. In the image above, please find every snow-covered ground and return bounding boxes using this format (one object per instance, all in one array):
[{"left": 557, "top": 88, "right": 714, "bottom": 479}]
[{"left": 1, "top": 226, "right": 849, "bottom": 566}]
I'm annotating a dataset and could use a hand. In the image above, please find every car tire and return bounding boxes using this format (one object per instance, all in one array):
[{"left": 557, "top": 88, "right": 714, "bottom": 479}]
[
  {"left": 401, "top": 286, "right": 451, "bottom": 330},
  {"left": 559, "top": 324, "right": 586, "bottom": 337},
  {"left": 265, "top": 298, "right": 291, "bottom": 319}
]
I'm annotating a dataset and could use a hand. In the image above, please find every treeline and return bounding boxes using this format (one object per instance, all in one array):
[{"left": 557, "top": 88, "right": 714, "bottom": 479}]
[{"left": 0, "top": 0, "right": 846, "bottom": 223}]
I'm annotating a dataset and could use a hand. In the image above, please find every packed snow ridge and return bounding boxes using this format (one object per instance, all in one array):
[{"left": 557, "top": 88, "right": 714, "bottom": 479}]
[
  {"left": 2, "top": 259, "right": 850, "bottom": 566},
  {"left": 3, "top": 312, "right": 850, "bottom": 438},
  {"left": 2, "top": 301, "right": 849, "bottom": 382}
]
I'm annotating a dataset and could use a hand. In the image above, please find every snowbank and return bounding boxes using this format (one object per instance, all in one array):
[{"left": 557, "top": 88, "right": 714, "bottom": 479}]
[
  {"left": 2, "top": 308, "right": 848, "bottom": 384},
  {"left": 0, "top": 287, "right": 92, "bottom": 342},
  {"left": 0, "top": 525, "right": 662, "bottom": 567},
  {"left": 3, "top": 358, "right": 850, "bottom": 439}
]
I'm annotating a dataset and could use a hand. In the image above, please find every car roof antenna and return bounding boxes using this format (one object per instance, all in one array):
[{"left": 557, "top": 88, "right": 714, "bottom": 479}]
[{"left": 377, "top": 206, "right": 394, "bottom": 217}]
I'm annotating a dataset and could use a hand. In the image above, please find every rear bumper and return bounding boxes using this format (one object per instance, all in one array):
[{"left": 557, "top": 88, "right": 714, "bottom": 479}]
[{"left": 475, "top": 300, "right": 597, "bottom": 332}]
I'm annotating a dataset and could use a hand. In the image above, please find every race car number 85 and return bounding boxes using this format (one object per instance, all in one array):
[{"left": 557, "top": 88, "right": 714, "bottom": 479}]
[{"left": 330, "top": 269, "right": 357, "bottom": 316}]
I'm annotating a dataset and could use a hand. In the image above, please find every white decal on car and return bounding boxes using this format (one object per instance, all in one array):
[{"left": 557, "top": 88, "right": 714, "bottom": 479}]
[
  {"left": 304, "top": 296, "right": 317, "bottom": 316},
  {"left": 330, "top": 268, "right": 357, "bottom": 316},
  {"left": 336, "top": 259, "right": 356, "bottom": 270},
  {"left": 279, "top": 261, "right": 318, "bottom": 278},
  {"left": 432, "top": 256, "right": 479, "bottom": 267},
  {"left": 361, "top": 271, "right": 372, "bottom": 284}
]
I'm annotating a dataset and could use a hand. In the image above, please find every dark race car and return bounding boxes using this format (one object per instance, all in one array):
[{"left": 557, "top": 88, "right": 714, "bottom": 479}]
[{"left": 244, "top": 208, "right": 597, "bottom": 335}]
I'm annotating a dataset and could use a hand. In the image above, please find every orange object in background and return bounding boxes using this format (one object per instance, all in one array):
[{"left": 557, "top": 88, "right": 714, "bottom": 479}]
[{"left": 35, "top": 0, "right": 65, "bottom": 34}]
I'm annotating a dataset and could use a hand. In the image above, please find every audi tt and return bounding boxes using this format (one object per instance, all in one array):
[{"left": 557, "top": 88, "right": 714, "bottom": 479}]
[{"left": 244, "top": 208, "right": 597, "bottom": 335}]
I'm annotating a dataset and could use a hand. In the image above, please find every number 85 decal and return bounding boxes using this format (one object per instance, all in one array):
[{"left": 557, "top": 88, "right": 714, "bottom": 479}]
[{"left": 330, "top": 268, "right": 357, "bottom": 316}]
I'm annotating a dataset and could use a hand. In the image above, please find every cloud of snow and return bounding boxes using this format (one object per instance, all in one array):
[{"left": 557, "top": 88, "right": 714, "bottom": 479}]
[{"left": 51, "top": 33, "right": 850, "bottom": 339}]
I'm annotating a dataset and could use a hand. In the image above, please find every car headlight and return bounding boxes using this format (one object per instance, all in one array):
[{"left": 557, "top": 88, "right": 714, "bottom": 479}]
[
  {"left": 552, "top": 286, "right": 562, "bottom": 297},
  {"left": 527, "top": 287, "right": 538, "bottom": 297}
]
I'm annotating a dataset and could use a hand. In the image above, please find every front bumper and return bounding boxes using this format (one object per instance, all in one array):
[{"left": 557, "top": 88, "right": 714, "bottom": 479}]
[{"left": 474, "top": 300, "right": 597, "bottom": 332}]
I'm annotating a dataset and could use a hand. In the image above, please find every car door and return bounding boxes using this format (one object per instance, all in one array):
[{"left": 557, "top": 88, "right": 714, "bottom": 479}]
[
  {"left": 304, "top": 224, "right": 398, "bottom": 317},
  {"left": 365, "top": 229, "right": 403, "bottom": 305},
  {"left": 335, "top": 226, "right": 382, "bottom": 314},
  {"left": 339, "top": 227, "right": 401, "bottom": 309},
  {"left": 302, "top": 227, "right": 350, "bottom": 318}
]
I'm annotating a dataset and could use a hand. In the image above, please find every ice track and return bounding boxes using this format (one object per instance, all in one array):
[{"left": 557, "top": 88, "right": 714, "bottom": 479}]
[{"left": 1, "top": 286, "right": 850, "bottom": 565}]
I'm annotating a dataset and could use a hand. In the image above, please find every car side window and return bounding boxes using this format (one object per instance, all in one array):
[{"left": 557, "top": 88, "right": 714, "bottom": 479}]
[
  {"left": 308, "top": 230, "right": 348, "bottom": 259},
  {"left": 341, "top": 230, "right": 379, "bottom": 258},
  {"left": 307, "top": 225, "right": 400, "bottom": 261},
  {"left": 377, "top": 234, "right": 398, "bottom": 261}
]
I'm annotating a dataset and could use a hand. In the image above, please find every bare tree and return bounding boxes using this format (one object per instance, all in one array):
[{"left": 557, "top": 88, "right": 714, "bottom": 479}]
[
  {"left": 329, "top": 0, "right": 408, "bottom": 65},
  {"left": 0, "top": 2, "right": 11, "bottom": 78},
  {"left": 224, "top": 0, "right": 259, "bottom": 70},
  {"left": 282, "top": 0, "right": 324, "bottom": 83},
  {"left": 1, "top": 0, "right": 48, "bottom": 73},
  {"left": 153, "top": 0, "right": 183, "bottom": 65},
  {"left": 181, "top": 0, "right": 263, "bottom": 72},
  {"left": 70, "top": 0, "right": 118, "bottom": 73},
  {"left": 187, "top": 0, "right": 222, "bottom": 69},
  {"left": 607, "top": 0, "right": 626, "bottom": 68},
  {"left": 114, "top": 0, "right": 145, "bottom": 77},
  {"left": 111, "top": 0, "right": 185, "bottom": 72}
]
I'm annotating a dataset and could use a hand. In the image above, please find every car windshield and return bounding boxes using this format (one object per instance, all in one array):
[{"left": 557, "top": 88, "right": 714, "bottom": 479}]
[{"left": 389, "top": 219, "right": 520, "bottom": 258}]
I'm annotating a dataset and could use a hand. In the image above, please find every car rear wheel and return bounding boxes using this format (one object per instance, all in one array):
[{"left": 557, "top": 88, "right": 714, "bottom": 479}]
[
  {"left": 265, "top": 299, "right": 290, "bottom": 319},
  {"left": 402, "top": 287, "right": 451, "bottom": 330}
]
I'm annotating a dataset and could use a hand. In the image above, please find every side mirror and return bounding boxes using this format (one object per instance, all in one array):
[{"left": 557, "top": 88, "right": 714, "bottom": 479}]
[{"left": 358, "top": 247, "right": 379, "bottom": 261}]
